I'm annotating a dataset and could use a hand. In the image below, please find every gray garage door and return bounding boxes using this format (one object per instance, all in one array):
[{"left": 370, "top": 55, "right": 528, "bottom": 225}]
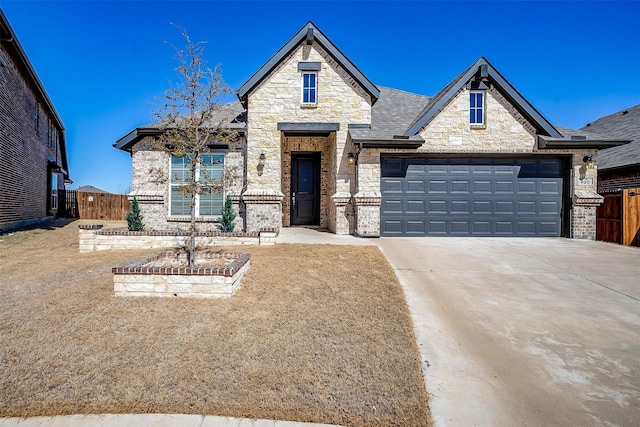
[{"left": 381, "top": 157, "right": 565, "bottom": 236}]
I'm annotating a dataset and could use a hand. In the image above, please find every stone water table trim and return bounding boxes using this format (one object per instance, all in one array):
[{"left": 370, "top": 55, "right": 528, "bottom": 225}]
[{"left": 112, "top": 251, "right": 251, "bottom": 298}]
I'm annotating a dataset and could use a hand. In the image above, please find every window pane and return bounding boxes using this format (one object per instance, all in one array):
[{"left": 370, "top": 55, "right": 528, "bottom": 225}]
[
  {"left": 477, "top": 93, "right": 483, "bottom": 107},
  {"left": 476, "top": 109, "right": 483, "bottom": 124},
  {"left": 309, "top": 73, "right": 315, "bottom": 87},
  {"left": 171, "top": 156, "right": 192, "bottom": 183},
  {"left": 303, "top": 89, "right": 309, "bottom": 103},
  {"left": 470, "top": 94, "right": 476, "bottom": 108},
  {"left": 199, "top": 188, "right": 223, "bottom": 216},
  {"left": 171, "top": 186, "right": 190, "bottom": 216},
  {"left": 470, "top": 109, "right": 476, "bottom": 123},
  {"left": 309, "top": 88, "right": 316, "bottom": 103}
]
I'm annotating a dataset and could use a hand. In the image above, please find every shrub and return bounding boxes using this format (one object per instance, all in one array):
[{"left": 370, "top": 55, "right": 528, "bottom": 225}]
[
  {"left": 126, "top": 197, "right": 144, "bottom": 231},
  {"left": 218, "top": 195, "right": 236, "bottom": 232}
]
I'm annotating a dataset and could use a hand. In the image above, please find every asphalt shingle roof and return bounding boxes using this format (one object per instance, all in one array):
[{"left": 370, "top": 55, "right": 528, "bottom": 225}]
[
  {"left": 580, "top": 105, "right": 640, "bottom": 170},
  {"left": 349, "top": 86, "right": 431, "bottom": 141}
]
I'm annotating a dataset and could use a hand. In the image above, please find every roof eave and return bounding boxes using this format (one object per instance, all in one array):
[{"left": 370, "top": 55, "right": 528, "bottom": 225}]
[
  {"left": 113, "top": 127, "right": 162, "bottom": 152},
  {"left": 352, "top": 138, "right": 424, "bottom": 149},
  {"left": 537, "top": 137, "right": 631, "bottom": 149}
]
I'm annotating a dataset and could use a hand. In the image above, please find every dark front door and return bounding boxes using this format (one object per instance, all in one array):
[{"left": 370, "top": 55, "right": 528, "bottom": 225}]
[{"left": 291, "top": 153, "right": 320, "bottom": 225}]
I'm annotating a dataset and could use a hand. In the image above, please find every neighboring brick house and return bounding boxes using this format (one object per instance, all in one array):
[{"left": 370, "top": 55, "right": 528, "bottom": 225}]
[
  {"left": 0, "top": 10, "right": 70, "bottom": 233},
  {"left": 115, "top": 21, "right": 626, "bottom": 239},
  {"left": 581, "top": 105, "right": 639, "bottom": 245}
]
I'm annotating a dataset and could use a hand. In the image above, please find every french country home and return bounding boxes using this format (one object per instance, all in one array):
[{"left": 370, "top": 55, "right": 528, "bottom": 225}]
[{"left": 114, "top": 21, "right": 628, "bottom": 239}]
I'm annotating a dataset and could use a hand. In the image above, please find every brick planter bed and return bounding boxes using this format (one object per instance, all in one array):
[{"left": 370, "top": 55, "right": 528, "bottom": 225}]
[
  {"left": 79, "top": 224, "right": 277, "bottom": 252},
  {"left": 112, "top": 252, "right": 251, "bottom": 298}
]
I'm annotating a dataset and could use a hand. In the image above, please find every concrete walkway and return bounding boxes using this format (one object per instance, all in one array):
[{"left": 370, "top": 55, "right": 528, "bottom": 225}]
[
  {"left": 376, "top": 237, "right": 640, "bottom": 427},
  {"left": 276, "top": 227, "right": 374, "bottom": 245},
  {"left": 0, "top": 415, "right": 340, "bottom": 426}
]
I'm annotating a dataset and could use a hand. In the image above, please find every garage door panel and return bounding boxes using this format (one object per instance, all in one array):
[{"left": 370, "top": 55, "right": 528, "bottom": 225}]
[
  {"left": 406, "top": 200, "right": 425, "bottom": 213},
  {"left": 381, "top": 157, "right": 564, "bottom": 237},
  {"left": 407, "top": 180, "right": 425, "bottom": 193},
  {"left": 382, "top": 179, "right": 403, "bottom": 192}
]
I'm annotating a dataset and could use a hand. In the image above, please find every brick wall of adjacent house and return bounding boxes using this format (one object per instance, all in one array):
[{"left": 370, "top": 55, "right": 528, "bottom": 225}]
[
  {"left": 598, "top": 168, "right": 640, "bottom": 193},
  {"left": 0, "top": 41, "right": 65, "bottom": 233},
  {"left": 129, "top": 136, "right": 245, "bottom": 232},
  {"left": 243, "top": 41, "right": 367, "bottom": 233}
]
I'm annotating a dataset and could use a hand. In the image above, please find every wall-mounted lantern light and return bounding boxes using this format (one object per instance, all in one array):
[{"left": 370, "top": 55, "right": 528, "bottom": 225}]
[
  {"left": 583, "top": 154, "right": 596, "bottom": 169},
  {"left": 88, "top": 195, "right": 94, "bottom": 202},
  {"left": 347, "top": 152, "right": 355, "bottom": 165}
]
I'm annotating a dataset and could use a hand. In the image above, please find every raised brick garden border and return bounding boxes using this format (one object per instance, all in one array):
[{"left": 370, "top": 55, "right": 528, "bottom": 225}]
[
  {"left": 112, "top": 251, "right": 251, "bottom": 298},
  {"left": 79, "top": 225, "right": 278, "bottom": 252}
]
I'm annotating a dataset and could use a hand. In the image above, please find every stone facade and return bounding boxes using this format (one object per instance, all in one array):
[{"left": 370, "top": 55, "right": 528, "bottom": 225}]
[
  {"left": 118, "top": 23, "right": 609, "bottom": 240},
  {"left": 0, "top": 19, "right": 67, "bottom": 233}
]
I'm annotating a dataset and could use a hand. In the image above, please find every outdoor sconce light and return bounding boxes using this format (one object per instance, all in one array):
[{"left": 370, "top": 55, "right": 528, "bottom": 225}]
[
  {"left": 583, "top": 154, "right": 596, "bottom": 169},
  {"left": 88, "top": 195, "right": 94, "bottom": 202},
  {"left": 257, "top": 152, "right": 266, "bottom": 176},
  {"left": 347, "top": 152, "right": 355, "bottom": 165}
]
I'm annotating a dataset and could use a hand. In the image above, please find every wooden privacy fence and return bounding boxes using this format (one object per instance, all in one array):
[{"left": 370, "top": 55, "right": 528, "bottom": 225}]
[
  {"left": 62, "top": 190, "right": 131, "bottom": 220},
  {"left": 596, "top": 187, "right": 640, "bottom": 247}
]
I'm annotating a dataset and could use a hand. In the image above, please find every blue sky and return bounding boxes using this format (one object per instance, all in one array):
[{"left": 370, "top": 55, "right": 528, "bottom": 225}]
[{"left": 2, "top": 0, "right": 639, "bottom": 193}]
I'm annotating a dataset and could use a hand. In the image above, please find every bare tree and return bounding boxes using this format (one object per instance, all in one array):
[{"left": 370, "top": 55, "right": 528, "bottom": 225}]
[{"left": 153, "top": 27, "right": 237, "bottom": 267}]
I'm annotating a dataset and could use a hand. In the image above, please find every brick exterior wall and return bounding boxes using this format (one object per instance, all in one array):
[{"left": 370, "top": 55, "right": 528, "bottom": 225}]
[
  {"left": 0, "top": 38, "right": 65, "bottom": 232},
  {"left": 598, "top": 168, "right": 640, "bottom": 193}
]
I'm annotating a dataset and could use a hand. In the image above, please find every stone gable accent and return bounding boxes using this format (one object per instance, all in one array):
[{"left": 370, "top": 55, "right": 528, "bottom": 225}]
[{"left": 418, "top": 87, "right": 536, "bottom": 151}]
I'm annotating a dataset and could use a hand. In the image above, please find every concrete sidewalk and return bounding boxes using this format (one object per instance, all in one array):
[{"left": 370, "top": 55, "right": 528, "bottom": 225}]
[{"left": 0, "top": 414, "right": 342, "bottom": 427}]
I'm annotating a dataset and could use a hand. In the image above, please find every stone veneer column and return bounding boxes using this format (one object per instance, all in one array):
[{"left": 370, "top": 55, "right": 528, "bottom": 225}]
[
  {"left": 242, "top": 189, "right": 284, "bottom": 233},
  {"left": 331, "top": 192, "right": 353, "bottom": 235},
  {"left": 572, "top": 191, "right": 603, "bottom": 240},
  {"left": 353, "top": 192, "right": 381, "bottom": 237}
]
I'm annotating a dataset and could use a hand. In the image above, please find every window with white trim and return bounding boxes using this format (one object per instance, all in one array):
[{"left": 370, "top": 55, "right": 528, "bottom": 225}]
[
  {"left": 170, "top": 154, "right": 224, "bottom": 216},
  {"left": 302, "top": 71, "right": 317, "bottom": 105},
  {"left": 469, "top": 91, "right": 484, "bottom": 125}
]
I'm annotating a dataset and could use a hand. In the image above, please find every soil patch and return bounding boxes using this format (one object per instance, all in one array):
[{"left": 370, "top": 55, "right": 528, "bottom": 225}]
[{"left": 0, "top": 220, "right": 431, "bottom": 426}]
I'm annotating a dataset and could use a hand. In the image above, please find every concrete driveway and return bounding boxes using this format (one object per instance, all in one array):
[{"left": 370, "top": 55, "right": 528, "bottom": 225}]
[{"left": 376, "top": 238, "right": 640, "bottom": 427}]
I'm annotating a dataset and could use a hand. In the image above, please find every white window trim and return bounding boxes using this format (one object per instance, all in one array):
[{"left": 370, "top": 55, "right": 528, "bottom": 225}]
[
  {"left": 469, "top": 90, "right": 485, "bottom": 126},
  {"left": 168, "top": 153, "right": 225, "bottom": 218},
  {"left": 301, "top": 71, "right": 318, "bottom": 106}
]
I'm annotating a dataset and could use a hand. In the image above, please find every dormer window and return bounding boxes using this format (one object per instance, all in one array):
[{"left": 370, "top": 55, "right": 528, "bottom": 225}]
[
  {"left": 470, "top": 91, "right": 484, "bottom": 125},
  {"left": 302, "top": 71, "right": 317, "bottom": 105}
]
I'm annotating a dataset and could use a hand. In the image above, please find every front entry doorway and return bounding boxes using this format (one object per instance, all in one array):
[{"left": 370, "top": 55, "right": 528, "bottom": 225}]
[{"left": 291, "top": 152, "right": 320, "bottom": 225}]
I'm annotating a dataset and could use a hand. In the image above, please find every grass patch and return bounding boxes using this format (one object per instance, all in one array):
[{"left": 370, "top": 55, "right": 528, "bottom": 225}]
[{"left": 0, "top": 221, "right": 431, "bottom": 426}]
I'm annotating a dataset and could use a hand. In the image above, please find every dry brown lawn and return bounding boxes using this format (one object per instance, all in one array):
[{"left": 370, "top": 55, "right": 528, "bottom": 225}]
[{"left": 0, "top": 220, "right": 431, "bottom": 426}]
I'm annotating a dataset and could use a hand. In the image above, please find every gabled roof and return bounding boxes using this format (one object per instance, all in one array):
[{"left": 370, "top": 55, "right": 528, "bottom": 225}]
[
  {"left": 580, "top": 105, "right": 640, "bottom": 171},
  {"left": 0, "top": 9, "right": 69, "bottom": 178},
  {"left": 236, "top": 21, "right": 380, "bottom": 107},
  {"left": 113, "top": 101, "right": 247, "bottom": 153},
  {"left": 404, "top": 57, "right": 562, "bottom": 139}
]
